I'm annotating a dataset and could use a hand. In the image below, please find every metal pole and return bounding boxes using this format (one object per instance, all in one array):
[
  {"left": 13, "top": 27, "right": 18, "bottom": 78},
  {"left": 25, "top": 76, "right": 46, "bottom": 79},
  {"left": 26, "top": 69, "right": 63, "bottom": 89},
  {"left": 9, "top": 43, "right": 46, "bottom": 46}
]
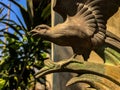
[
  {"left": 46, "top": 0, "right": 55, "bottom": 90},
  {"left": 51, "top": 0, "right": 55, "bottom": 61}
]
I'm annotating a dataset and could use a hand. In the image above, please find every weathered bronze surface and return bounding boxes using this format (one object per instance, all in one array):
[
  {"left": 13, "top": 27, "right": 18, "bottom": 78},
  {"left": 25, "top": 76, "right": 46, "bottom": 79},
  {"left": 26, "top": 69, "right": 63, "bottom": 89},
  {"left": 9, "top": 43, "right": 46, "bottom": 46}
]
[
  {"left": 30, "top": 0, "right": 120, "bottom": 89},
  {"left": 35, "top": 59, "right": 120, "bottom": 89},
  {"left": 31, "top": 0, "right": 120, "bottom": 60}
]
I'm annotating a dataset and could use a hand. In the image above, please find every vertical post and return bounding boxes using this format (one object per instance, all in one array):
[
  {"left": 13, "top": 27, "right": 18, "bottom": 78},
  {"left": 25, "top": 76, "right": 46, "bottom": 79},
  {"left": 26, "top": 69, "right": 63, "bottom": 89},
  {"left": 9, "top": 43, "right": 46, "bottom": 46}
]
[
  {"left": 51, "top": 0, "right": 74, "bottom": 90},
  {"left": 51, "top": 0, "right": 55, "bottom": 61},
  {"left": 45, "top": 0, "right": 54, "bottom": 90}
]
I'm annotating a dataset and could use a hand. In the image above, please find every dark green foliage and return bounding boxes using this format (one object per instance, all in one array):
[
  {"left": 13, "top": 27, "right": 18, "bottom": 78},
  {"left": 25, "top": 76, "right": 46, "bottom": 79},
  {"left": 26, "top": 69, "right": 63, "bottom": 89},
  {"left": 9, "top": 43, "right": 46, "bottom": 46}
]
[{"left": 0, "top": 0, "right": 51, "bottom": 89}]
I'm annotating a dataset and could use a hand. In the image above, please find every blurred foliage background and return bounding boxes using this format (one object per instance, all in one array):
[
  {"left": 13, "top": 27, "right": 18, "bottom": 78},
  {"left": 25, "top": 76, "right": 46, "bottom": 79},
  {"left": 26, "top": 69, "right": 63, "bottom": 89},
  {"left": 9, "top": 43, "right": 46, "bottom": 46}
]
[{"left": 0, "top": 0, "right": 51, "bottom": 89}]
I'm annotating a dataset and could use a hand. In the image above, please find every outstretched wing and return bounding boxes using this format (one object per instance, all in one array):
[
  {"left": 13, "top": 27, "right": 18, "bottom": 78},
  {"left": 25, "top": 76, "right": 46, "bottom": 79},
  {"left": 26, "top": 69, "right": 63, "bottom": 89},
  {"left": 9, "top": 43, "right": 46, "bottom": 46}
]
[
  {"left": 73, "top": 0, "right": 106, "bottom": 46},
  {"left": 53, "top": 0, "right": 120, "bottom": 21}
]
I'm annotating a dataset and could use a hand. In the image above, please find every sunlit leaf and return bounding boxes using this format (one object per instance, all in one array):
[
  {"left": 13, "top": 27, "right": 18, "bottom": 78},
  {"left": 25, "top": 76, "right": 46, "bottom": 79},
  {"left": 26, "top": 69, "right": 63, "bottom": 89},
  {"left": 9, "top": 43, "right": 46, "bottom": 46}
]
[{"left": 0, "top": 79, "right": 5, "bottom": 89}]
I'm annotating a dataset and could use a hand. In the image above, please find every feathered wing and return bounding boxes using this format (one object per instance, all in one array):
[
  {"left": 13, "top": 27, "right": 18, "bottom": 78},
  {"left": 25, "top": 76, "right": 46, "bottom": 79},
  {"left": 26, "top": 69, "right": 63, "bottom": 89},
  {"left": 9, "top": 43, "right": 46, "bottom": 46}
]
[
  {"left": 74, "top": 0, "right": 106, "bottom": 46},
  {"left": 75, "top": 1, "right": 120, "bottom": 63},
  {"left": 53, "top": 0, "right": 120, "bottom": 21},
  {"left": 81, "top": 0, "right": 120, "bottom": 63}
]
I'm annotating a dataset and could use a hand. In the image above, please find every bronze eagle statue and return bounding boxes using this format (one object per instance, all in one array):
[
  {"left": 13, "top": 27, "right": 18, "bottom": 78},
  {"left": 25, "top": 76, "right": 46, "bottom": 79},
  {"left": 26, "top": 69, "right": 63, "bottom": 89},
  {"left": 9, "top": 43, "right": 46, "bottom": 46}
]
[{"left": 30, "top": 0, "right": 120, "bottom": 61}]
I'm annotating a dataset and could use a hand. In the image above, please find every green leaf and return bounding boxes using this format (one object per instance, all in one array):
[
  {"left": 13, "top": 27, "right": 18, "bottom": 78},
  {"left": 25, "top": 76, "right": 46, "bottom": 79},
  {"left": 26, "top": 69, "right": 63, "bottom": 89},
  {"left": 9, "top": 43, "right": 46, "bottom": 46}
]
[
  {"left": 27, "top": 0, "right": 34, "bottom": 25},
  {"left": 41, "top": 52, "right": 47, "bottom": 58},
  {"left": 0, "top": 14, "right": 7, "bottom": 20},
  {"left": 1, "top": 18, "right": 18, "bottom": 25},
  {"left": 0, "top": 39, "right": 5, "bottom": 44},
  {"left": 0, "top": 28, "right": 7, "bottom": 32},
  {"left": 10, "top": 0, "right": 31, "bottom": 30},
  {"left": 0, "top": 1, "right": 26, "bottom": 30},
  {"left": 1, "top": 21, "right": 23, "bottom": 37},
  {"left": 0, "top": 8, "right": 7, "bottom": 21},
  {"left": 0, "top": 0, "right": 51, "bottom": 89},
  {"left": 0, "top": 79, "right": 5, "bottom": 89},
  {"left": 41, "top": 3, "right": 51, "bottom": 20},
  {"left": 0, "top": 7, "right": 4, "bottom": 13},
  {"left": 0, "top": 2, "right": 15, "bottom": 14},
  {"left": 4, "top": 32, "right": 19, "bottom": 40}
]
